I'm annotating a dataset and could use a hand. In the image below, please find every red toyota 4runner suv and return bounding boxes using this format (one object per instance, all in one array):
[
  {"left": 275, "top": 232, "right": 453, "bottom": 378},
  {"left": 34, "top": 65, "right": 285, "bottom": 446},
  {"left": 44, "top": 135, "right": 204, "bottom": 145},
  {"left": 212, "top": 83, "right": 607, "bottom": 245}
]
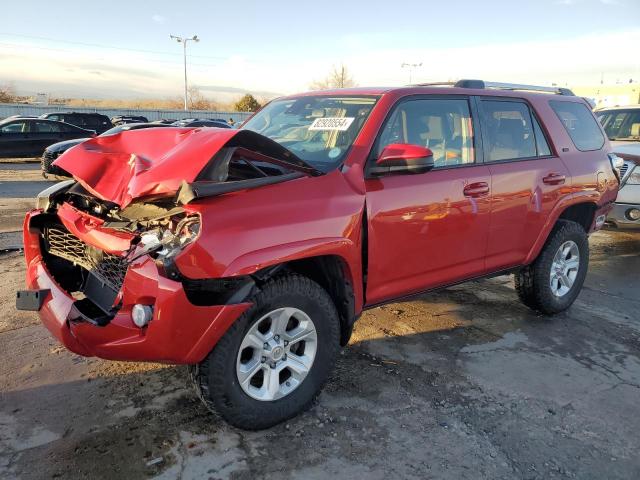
[{"left": 17, "top": 80, "right": 620, "bottom": 429}]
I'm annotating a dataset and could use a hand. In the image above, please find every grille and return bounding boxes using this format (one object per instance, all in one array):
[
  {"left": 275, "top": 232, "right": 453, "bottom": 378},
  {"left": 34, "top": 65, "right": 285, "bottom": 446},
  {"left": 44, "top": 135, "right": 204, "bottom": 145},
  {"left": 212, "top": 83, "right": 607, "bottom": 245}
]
[
  {"left": 620, "top": 161, "right": 631, "bottom": 181},
  {"left": 45, "top": 227, "right": 129, "bottom": 292},
  {"left": 42, "top": 151, "right": 58, "bottom": 172}
]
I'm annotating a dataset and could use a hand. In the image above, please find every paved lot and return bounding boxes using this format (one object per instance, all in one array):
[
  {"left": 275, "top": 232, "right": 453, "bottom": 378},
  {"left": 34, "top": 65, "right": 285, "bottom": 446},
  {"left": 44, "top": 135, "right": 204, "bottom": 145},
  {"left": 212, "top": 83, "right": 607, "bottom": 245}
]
[
  {"left": 0, "top": 165, "right": 638, "bottom": 479},
  {"left": 0, "top": 163, "right": 56, "bottom": 233}
]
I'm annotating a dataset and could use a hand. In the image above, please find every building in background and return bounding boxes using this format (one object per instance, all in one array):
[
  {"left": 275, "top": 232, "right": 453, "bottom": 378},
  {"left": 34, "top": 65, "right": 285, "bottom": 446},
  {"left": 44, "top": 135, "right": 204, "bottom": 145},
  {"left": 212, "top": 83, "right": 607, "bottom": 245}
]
[{"left": 571, "top": 82, "right": 640, "bottom": 109}]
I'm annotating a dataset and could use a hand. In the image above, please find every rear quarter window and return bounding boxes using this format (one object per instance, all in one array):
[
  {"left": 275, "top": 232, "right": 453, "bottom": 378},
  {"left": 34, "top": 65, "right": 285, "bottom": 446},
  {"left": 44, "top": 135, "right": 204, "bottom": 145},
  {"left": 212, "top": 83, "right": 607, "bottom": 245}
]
[{"left": 550, "top": 101, "right": 604, "bottom": 151}]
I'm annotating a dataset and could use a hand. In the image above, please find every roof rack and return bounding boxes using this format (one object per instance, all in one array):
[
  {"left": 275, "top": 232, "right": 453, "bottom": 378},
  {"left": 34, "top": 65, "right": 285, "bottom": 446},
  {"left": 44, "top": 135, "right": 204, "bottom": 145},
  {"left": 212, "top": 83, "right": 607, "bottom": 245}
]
[{"left": 412, "top": 79, "right": 575, "bottom": 96}]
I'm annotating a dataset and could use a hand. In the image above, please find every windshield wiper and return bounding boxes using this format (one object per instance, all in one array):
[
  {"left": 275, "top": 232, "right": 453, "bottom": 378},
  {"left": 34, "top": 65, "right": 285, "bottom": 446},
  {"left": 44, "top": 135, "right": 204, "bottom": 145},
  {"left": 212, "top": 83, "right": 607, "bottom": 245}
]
[
  {"left": 233, "top": 147, "right": 323, "bottom": 177},
  {"left": 229, "top": 130, "right": 324, "bottom": 176}
]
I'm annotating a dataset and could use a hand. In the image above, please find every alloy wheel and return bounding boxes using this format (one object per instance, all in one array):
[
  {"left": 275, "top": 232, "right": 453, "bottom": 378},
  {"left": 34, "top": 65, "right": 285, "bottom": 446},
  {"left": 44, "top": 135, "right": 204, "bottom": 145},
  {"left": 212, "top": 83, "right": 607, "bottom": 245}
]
[
  {"left": 549, "top": 240, "right": 580, "bottom": 297},
  {"left": 236, "top": 307, "right": 317, "bottom": 401}
]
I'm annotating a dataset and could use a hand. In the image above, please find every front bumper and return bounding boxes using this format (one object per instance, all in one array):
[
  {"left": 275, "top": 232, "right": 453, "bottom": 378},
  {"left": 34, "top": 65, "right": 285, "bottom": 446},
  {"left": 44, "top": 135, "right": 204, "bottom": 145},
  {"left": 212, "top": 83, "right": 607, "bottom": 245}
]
[
  {"left": 606, "top": 202, "right": 640, "bottom": 230},
  {"left": 21, "top": 210, "right": 251, "bottom": 364}
]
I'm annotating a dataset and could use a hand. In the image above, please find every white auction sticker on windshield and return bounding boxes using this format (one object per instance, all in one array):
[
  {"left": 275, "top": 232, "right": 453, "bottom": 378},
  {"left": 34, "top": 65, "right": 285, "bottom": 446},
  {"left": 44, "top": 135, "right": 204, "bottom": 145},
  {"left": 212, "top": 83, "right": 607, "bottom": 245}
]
[{"left": 308, "top": 117, "right": 355, "bottom": 131}]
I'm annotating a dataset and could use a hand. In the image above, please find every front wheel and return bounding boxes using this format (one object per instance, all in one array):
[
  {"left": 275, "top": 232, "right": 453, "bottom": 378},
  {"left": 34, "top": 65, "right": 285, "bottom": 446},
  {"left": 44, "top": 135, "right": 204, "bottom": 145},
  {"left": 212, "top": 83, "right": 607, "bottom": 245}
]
[
  {"left": 190, "top": 274, "right": 340, "bottom": 430},
  {"left": 514, "top": 220, "right": 589, "bottom": 314}
]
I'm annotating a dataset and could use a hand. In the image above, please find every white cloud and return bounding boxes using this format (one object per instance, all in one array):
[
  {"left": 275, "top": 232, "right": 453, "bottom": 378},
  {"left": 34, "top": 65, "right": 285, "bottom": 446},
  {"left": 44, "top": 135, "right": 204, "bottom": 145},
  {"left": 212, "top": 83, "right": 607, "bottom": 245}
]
[
  {"left": 151, "top": 14, "right": 166, "bottom": 24},
  {"left": 1, "top": 29, "right": 638, "bottom": 100}
]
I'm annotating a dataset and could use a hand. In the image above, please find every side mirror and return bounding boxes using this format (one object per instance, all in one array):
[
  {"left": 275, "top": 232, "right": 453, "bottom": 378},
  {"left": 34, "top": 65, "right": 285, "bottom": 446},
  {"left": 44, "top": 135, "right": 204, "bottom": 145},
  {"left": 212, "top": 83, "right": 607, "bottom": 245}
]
[{"left": 369, "top": 143, "right": 435, "bottom": 176}]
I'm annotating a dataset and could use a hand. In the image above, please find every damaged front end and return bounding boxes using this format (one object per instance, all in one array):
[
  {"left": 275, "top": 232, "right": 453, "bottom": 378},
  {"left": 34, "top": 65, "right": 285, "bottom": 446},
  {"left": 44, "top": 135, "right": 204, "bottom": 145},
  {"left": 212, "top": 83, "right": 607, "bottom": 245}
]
[
  {"left": 30, "top": 180, "right": 201, "bottom": 325},
  {"left": 19, "top": 127, "right": 318, "bottom": 361},
  {"left": 30, "top": 127, "right": 317, "bottom": 320}
]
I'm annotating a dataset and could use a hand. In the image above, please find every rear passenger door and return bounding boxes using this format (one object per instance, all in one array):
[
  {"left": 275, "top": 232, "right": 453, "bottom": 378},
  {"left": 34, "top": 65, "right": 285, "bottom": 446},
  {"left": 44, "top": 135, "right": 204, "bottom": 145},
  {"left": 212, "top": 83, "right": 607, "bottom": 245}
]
[
  {"left": 478, "top": 98, "right": 569, "bottom": 271},
  {"left": 33, "top": 121, "right": 64, "bottom": 154}
]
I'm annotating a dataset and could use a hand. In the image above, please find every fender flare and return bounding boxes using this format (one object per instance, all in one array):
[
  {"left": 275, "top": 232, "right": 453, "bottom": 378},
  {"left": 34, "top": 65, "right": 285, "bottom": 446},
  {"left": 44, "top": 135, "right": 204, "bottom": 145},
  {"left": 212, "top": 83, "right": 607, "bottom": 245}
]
[
  {"left": 222, "top": 237, "right": 363, "bottom": 314},
  {"left": 523, "top": 191, "right": 600, "bottom": 265}
]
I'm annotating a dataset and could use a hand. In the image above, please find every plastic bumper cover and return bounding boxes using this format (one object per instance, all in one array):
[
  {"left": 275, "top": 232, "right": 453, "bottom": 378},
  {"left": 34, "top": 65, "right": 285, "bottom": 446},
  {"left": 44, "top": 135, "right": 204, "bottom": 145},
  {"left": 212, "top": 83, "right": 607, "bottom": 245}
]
[
  {"left": 22, "top": 210, "right": 251, "bottom": 364},
  {"left": 606, "top": 202, "right": 640, "bottom": 230}
]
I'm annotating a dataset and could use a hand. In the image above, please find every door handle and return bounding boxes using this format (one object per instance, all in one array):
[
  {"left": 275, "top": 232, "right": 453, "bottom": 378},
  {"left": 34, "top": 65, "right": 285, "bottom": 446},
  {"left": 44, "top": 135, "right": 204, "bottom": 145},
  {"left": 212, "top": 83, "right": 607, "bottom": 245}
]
[
  {"left": 543, "top": 173, "right": 566, "bottom": 185},
  {"left": 463, "top": 182, "right": 490, "bottom": 198}
]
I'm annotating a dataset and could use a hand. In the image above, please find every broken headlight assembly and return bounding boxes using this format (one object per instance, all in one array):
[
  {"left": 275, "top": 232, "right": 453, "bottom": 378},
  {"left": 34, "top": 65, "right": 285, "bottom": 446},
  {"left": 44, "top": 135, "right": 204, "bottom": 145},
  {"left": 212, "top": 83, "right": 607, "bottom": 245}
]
[{"left": 131, "top": 214, "right": 201, "bottom": 262}]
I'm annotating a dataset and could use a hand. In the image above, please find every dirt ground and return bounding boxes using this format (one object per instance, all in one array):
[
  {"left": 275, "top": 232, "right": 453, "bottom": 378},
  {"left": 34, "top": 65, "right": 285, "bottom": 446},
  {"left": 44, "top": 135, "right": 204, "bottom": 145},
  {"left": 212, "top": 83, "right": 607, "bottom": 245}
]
[{"left": 0, "top": 165, "right": 639, "bottom": 479}]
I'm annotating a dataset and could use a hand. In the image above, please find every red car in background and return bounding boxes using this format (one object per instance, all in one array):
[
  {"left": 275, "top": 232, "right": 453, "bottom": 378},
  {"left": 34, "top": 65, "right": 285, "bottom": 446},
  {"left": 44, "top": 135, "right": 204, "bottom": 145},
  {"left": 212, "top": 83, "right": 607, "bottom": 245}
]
[{"left": 17, "top": 80, "right": 619, "bottom": 429}]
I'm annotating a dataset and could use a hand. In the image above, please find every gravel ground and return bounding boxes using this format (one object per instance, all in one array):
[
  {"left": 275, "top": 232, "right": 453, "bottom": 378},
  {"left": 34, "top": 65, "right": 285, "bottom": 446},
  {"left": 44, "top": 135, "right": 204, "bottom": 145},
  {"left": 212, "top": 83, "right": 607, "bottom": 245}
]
[{"left": 0, "top": 163, "right": 638, "bottom": 479}]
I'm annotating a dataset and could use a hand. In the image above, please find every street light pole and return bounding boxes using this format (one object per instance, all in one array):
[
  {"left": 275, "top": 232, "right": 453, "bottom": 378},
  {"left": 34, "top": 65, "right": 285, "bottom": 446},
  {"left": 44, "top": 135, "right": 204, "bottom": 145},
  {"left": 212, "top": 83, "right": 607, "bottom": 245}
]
[
  {"left": 170, "top": 34, "right": 200, "bottom": 111},
  {"left": 401, "top": 62, "right": 422, "bottom": 84}
]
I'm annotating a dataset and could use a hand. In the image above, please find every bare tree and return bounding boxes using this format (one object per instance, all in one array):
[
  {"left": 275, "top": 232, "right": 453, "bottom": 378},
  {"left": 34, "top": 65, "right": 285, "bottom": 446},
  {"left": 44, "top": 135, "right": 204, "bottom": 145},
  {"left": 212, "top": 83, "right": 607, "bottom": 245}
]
[
  {"left": 0, "top": 83, "right": 17, "bottom": 103},
  {"left": 188, "top": 86, "right": 218, "bottom": 111},
  {"left": 310, "top": 64, "right": 356, "bottom": 90}
]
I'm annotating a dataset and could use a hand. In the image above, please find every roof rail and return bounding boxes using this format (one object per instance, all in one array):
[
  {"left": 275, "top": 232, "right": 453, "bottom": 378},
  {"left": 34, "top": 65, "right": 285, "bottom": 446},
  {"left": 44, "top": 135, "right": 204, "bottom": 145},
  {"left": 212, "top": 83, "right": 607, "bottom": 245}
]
[
  {"left": 456, "top": 79, "right": 575, "bottom": 96},
  {"left": 412, "top": 81, "right": 457, "bottom": 87},
  {"left": 411, "top": 79, "right": 575, "bottom": 96}
]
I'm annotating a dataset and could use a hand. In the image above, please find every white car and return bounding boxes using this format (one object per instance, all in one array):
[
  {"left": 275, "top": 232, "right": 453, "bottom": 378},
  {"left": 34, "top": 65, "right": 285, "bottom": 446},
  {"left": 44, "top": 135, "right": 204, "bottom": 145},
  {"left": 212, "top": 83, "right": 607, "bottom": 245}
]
[{"left": 596, "top": 105, "right": 640, "bottom": 230}]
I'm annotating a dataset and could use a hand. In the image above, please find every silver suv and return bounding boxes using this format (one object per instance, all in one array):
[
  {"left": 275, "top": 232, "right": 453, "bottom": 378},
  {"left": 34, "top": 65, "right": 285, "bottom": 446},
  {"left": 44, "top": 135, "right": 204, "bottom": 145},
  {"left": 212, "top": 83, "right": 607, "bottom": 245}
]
[{"left": 597, "top": 105, "right": 640, "bottom": 229}]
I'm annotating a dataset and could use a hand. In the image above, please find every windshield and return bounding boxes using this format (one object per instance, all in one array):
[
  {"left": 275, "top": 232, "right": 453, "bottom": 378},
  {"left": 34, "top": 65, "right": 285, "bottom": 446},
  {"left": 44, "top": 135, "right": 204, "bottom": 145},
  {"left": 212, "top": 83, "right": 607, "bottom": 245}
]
[
  {"left": 597, "top": 109, "right": 640, "bottom": 141},
  {"left": 241, "top": 95, "right": 378, "bottom": 171},
  {"left": 101, "top": 125, "right": 126, "bottom": 136}
]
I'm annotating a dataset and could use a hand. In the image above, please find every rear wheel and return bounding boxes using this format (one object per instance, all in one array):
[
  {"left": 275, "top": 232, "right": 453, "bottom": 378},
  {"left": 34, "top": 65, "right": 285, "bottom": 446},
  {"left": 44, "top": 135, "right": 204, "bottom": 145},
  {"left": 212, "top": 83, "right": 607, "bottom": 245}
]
[
  {"left": 514, "top": 220, "right": 589, "bottom": 314},
  {"left": 190, "top": 274, "right": 340, "bottom": 430}
]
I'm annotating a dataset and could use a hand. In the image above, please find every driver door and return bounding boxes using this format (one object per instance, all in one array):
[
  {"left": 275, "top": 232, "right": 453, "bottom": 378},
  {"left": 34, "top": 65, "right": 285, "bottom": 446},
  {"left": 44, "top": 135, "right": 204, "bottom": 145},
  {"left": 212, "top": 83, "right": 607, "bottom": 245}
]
[{"left": 364, "top": 96, "right": 491, "bottom": 305}]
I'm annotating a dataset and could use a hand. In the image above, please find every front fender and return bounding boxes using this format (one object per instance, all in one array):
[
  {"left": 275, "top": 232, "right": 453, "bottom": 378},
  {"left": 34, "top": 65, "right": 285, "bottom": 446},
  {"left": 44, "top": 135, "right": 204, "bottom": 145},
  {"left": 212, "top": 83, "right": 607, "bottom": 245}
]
[{"left": 223, "top": 237, "right": 363, "bottom": 314}]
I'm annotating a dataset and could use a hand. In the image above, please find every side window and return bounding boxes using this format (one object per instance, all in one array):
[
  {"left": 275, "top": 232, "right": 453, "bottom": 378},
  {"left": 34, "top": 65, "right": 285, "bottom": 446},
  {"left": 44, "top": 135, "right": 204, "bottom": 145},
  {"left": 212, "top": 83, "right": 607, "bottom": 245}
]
[
  {"left": 64, "top": 115, "right": 80, "bottom": 127},
  {"left": 35, "top": 122, "right": 62, "bottom": 133},
  {"left": 377, "top": 98, "right": 475, "bottom": 167},
  {"left": 549, "top": 101, "right": 605, "bottom": 151},
  {"left": 532, "top": 115, "right": 551, "bottom": 157},
  {"left": 85, "top": 116, "right": 100, "bottom": 128},
  {"left": 47, "top": 114, "right": 59, "bottom": 121},
  {"left": 481, "top": 100, "right": 537, "bottom": 162},
  {"left": 1, "top": 121, "right": 27, "bottom": 133}
]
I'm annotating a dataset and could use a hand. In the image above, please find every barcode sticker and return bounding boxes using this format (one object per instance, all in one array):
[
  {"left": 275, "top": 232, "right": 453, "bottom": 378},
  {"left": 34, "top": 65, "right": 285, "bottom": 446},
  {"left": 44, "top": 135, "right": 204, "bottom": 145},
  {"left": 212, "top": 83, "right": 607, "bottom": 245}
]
[{"left": 308, "top": 117, "right": 355, "bottom": 131}]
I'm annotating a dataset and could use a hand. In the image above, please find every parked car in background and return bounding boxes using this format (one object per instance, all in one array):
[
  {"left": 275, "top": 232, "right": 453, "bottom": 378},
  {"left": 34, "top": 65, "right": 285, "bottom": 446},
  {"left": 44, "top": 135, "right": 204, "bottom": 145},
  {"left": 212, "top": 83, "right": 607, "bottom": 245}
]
[
  {"left": 39, "top": 112, "right": 112, "bottom": 134},
  {"left": 151, "top": 119, "right": 177, "bottom": 124},
  {"left": 596, "top": 105, "right": 640, "bottom": 229},
  {"left": 42, "top": 123, "right": 173, "bottom": 177},
  {"left": 0, "top": 118, "right": 94, "bottom": 158},
  {"left": 172, "top": 118, "right": 231, "bottom": 128},
  {"left": 2, "top": 115, "right": 38, "bottom": 121},
  {"left": 18, "top": 80, "right": 619, "bottom": 429},
  {"left": 111, "top": 115, "right": 149, "bottom": 126}
]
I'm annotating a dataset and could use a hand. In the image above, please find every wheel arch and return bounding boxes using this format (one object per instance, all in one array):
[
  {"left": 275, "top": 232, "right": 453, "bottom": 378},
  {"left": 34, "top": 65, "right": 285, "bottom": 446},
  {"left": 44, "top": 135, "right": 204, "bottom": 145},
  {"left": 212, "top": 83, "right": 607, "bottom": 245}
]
[
  {"left": 524, "top": 195, "right": 599, "bottom": 265},
  {"left": 283, "top": 255, "right": 357, "bottom": 346}
]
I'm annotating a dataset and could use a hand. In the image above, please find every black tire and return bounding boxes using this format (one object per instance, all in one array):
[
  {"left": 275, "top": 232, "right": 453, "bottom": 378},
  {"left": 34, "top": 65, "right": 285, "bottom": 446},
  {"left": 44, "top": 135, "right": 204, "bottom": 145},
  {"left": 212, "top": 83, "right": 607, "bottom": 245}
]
[
  {"left": 514, "top": 220, "right": 589, "bottom": 314},
  {"left": 189, "top": 274, "right": 341, "bottom": 430}
]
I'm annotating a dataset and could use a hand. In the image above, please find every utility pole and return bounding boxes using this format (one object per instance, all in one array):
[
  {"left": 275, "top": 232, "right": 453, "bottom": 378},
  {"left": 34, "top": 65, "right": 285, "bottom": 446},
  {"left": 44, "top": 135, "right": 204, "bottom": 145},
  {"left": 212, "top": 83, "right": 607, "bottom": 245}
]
[
  {"left": 401, "top": 62, "right": 422, "bottom": 84},
  {"left": 170, "top": 34, "right": 200, "bottom": 111}
]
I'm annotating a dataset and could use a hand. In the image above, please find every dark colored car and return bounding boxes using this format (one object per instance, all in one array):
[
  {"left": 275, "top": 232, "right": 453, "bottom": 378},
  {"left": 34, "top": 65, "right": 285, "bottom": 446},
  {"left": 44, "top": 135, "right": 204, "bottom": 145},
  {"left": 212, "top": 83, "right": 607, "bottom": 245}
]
[
  {"left": 172, "top": 118, "right": 231, "bottom": 128},
  {"left": 39, "top": 112, "right": 112, "bottom": 134},
  {"left": 18, "top": 80, "right": 619, "bottom": 430},
  {"left": 3, "top": 115, "right": 38, "bottom": 120},
  {"left": 42, "top": 123, "right": 173, "bottom": 177},
  {"left": 0, "top": 118, "right": 94, "bottom": 158},
  {"left": 151, "top": 119, "right": 178, "bottom": 124},
  {"left": 111, "top": 115, "right": 149, "bottom": 126}
]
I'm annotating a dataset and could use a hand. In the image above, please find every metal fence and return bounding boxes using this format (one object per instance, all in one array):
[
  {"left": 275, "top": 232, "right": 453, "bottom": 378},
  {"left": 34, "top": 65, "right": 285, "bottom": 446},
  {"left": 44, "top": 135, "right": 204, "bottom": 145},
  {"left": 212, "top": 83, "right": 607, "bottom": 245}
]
[{"left": 0, "top": 103, "right": 253, "bottom": 123}]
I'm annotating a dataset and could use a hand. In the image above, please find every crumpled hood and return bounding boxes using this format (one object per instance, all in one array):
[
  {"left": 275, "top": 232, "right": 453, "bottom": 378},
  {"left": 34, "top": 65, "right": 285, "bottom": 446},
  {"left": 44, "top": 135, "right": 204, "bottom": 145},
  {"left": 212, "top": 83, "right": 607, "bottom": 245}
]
[{"left": 54, "top": 127, "right": 238, "bottom": 207}]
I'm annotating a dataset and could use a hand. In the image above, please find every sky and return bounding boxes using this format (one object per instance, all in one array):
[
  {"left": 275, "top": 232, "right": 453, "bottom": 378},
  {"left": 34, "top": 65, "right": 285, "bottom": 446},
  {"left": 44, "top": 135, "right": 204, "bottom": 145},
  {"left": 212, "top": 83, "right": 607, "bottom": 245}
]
[{"left": 1, "top": 0, "right": 639, "bottom": 101}]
